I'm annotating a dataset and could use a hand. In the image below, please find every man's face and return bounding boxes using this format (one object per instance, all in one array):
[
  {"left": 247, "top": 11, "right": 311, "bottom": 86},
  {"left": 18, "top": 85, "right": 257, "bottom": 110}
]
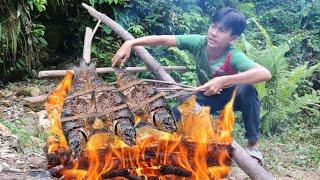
[{"left": 207, "top": 22, "right": 237, "bottom": 49}]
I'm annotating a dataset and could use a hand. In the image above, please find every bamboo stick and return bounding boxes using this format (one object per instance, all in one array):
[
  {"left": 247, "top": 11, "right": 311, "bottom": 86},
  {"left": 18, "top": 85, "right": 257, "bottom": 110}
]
[{"left": 38, "top": 66, "right": 187, "bottom": 78}]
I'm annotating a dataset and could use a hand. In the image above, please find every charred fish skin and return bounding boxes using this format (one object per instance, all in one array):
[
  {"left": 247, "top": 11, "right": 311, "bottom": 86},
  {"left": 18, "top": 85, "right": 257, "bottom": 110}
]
[
  {"left": 115, "top": 68, "right": 177, "bottom": 133},
  {"left": 88, "top": 63, "right": 136, "bottom": 145},
  {"left": 61, "top": 61, "right": 93, "bottom": 157},
  {"left": 110, "top": 118, "right": 136, "bottom": 146}
]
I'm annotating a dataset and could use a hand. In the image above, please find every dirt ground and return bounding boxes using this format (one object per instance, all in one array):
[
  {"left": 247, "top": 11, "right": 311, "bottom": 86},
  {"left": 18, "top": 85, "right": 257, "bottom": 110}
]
[{"left": 0, "top": 80, "right": 319, "bottom": 179}]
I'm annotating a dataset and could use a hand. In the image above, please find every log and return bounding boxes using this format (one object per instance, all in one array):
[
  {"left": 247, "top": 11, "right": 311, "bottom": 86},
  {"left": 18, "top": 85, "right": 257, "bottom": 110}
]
[
  {"left": 47, "top": 139, "right": 231, "bottom": 178},
  {"left": 38, "top": 66, "right": 187, "bottom": 78},
  {"left": 81, "top": 4, "right": 274, "bottom": 179},
  {"left": 231, "top": 140, "right": 274, "bottom": 179}
]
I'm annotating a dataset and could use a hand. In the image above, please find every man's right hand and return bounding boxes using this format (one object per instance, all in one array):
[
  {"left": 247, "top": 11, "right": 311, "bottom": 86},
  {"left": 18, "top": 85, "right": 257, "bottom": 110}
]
[{"left": 111, "top": 40, "right": 133, "bottom": 67}]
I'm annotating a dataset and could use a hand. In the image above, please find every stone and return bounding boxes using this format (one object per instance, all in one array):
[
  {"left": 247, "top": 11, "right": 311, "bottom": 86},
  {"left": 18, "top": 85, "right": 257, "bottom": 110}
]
[
  {"left": 0, "top": 123, "right": 12, "bottom": 136},
  {"left": 22, "top": 98, "right": 44, "bottom": 111},
  {"left": 35, "top": 110, "right": 50, "bottom": 133},
  {"left": 15, "top": 88, "right": 30, "bottom": 97},
  {"left": 0, "top": 90, "right": 3, "bottom": 100},
  {"left": 28, "top": 87, "right": 41, "bottom": 97},
  {"left": 0, "top": 100, "right": 12, "bottom": 107}
]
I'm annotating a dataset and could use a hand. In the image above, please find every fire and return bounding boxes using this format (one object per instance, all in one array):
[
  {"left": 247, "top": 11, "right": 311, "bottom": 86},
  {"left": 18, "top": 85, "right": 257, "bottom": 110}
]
[
  {"left": 45, "top": 72, "right": 237, "bottom": 179},
  {"left": 45, "top": 70, "right": 73, "bottom": 153}
]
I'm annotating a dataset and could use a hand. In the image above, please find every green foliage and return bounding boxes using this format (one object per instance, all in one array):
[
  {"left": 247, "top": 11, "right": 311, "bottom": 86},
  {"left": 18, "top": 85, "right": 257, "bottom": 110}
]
[
  {"left": 0, "top": 118, "right": 47, "bottom": 152},
  {"left": 168, "top": 47, "right": 197, "bottom": 86},
  {"left": 89, "top": 0, "right": 127, "bottom": 6},
  {"left": 28, "top": 0, "right": 47, "bottom": 12},
  {"left": 0, "top": 0, "right": 48, "bottom": 81},
  {"left": 237, "top": 18, "right": 320, "bottom": 133}
]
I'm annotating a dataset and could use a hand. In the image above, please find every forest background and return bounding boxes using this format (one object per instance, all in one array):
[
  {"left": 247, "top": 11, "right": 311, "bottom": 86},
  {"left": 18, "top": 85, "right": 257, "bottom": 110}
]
[{"left": 0, "top": 0, "right": 319, "bottom": 175}]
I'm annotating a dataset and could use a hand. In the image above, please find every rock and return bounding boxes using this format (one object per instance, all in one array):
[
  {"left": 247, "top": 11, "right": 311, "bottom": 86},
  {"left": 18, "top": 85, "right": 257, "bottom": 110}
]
[
  {"left": 28, "top": 156, "right": 46, "bottom": 169},
  {"left": 0, "top": 91, "right": 3, "bottom": 100},
  {"left": 3, "top": 90, "right": 14, "bottom": 98},
  {"left": 0, "top": 123, "right": 12, "bottom": 137},
  {"left": 28, "top": 87, "right": 41, "bottom": 97},
  {"left": 22, "top": 98, "right": 44, "bottom": 111},
  {"left": 15, "top": 86, "right": 41, "bottom": 97},
  {"left": 15, "top": 88, "right": 30, "bottom": 97},
  {"left": 0, "top": 100, "right": 12, "bottom": 107},
  {"left": 1, "top": 162, "right": 10, "bottom": 171},
  {"left": 35, "top": 110, "right": 50, "bottom": 133}
]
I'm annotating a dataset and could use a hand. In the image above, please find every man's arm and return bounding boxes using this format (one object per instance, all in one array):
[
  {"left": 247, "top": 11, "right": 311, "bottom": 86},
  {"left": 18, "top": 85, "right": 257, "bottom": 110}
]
[
  {"left": 112, "top": 35, "right": 176, "bottom": 67},
  {"left": 197, "top": 64, "right": 272, "bottom": 96}
]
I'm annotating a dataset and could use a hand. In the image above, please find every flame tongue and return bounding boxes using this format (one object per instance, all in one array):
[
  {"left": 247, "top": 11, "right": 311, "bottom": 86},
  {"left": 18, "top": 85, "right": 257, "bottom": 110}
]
[
  {"left": 45, "top": 71, "right": 237, "bottom": 179},
  {"left": 45, "top": 71, "right": 73, "bottom": 152}
]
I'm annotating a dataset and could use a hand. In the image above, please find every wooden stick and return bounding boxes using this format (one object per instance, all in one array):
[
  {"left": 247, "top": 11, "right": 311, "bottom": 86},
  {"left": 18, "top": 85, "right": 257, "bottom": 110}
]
[
  {"left": 231, "top": 140, "right": 274, "bottom": 179},
  {"left": 38, "top": 66, "right": 187, "bottom": 78},
  {"left": 81, "top": 3, "right": 177, "bottom": 91},
  {"left": 83, "top": 20, "right": 101, "bottom": 64},
  {"left": 81, "top": 2, "right": 200, "bottom": 107},
  {"left": 83, "top": 27, "right": 92, "bottom": 64},
  {"left": 140, "top": 79, "right": 196, "bottom": 89}
]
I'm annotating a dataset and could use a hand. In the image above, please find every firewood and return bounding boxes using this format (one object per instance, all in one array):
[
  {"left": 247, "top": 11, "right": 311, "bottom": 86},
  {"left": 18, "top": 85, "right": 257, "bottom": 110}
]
[
  {"left": 160, "top": 165, "right": 192, "bottom": 177},
  {"left": 100, "top": 169, "right": 130, "bottom": 179}
]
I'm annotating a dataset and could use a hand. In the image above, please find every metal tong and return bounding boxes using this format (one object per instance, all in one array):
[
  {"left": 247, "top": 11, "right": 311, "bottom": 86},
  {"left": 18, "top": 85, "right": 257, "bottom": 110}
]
[{"left": 139, "top": 79, "right": 199, "bottom": 99}]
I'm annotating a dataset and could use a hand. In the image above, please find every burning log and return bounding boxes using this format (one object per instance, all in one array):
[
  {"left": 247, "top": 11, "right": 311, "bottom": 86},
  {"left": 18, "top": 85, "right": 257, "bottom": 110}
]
[
  {"left": 46, "top": 134, "right": 232, "bottom": 179},
  {"left": 100, "top": 169, "right": 130, "bottom": 179},
  {"left": 159, "top": 165, "right": 192, "bottom": 177}
]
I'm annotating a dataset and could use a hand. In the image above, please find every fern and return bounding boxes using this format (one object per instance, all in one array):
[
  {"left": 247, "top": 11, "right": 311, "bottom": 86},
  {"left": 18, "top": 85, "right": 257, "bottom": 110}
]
[{"left": 238, "top": 19, "right": 320, "bottom": 133}]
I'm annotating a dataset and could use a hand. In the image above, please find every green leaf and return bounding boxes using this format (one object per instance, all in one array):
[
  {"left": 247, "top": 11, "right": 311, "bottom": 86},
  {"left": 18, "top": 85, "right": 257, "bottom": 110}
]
[
  {"left": 250, "top": 17, "right": 272, "bottom": 48},
  {"left": 254, "top": 82, "right": 267, "bottom": 99},
  {"left": 38, "top": 37, "right": 48, "bottom": 45},
  {"left": 89, "top": 0, "right": 96, "bottom": 6},
  {"left": 102, "top": 25, "right": 112, "bottom": 35}
]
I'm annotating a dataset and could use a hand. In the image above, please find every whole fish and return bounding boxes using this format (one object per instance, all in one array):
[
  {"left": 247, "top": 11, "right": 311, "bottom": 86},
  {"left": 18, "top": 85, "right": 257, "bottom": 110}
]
[
  {"left": 61, "top": 61, "right": 136, "bottom": 157},
  {"left": 115, "top": 68, "right": 177, "bottom": 133},
  {"left": 88, "top": 63, "right": 136, "bottom": 146}
]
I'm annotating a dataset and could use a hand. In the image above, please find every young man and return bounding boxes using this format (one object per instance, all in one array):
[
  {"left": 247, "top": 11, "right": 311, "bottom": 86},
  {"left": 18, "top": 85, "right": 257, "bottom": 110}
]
[{"left": 111, "top": 7, "right": 271, "bottom": 162}]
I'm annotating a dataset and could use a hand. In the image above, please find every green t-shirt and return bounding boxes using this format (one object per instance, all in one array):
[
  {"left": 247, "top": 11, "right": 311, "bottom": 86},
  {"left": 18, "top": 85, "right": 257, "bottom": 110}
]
[{"left": 176, "top": 35, "right": 255, "bottom": 84}]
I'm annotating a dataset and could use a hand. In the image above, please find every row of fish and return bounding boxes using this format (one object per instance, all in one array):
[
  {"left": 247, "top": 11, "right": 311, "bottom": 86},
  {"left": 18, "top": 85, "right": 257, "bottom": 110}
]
[{"left": 60, "top": 61, "right": 177, "bottom": 157}]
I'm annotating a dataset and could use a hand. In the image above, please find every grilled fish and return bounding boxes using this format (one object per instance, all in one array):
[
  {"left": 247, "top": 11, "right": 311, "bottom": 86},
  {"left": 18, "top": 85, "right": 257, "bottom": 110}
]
[
  {"left": 61, "top": 61, "right": 136, "bottom": 157},
  {"left": 61, "top": 62, "right": 91, "bottom": 157},
  {"left": 88, "top": 63, "right": 136, "bottom": 146},
  {"left": 115, "top": 68, "right": 177, "bottom": 133}
]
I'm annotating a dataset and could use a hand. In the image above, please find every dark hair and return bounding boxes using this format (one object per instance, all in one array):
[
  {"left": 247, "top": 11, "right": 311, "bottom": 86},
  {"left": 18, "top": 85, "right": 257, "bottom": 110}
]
[{"left": 211, "top": 7, "right": 246, "bottom": 36}]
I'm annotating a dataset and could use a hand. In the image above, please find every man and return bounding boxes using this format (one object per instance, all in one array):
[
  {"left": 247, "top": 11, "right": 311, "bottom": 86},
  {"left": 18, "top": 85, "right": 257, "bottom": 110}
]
[{"left": 111, "top": 7, "right": 271, "bottom": 163}]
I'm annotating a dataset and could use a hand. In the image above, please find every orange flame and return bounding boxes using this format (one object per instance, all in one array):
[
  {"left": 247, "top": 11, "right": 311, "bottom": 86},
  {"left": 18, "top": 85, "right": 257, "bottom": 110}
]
[
  {"left": 45, "top": 72, "right": 237, "bottom": 179},
  {"left": 45, "top": 70, "right": 73, "bottom": 152}
]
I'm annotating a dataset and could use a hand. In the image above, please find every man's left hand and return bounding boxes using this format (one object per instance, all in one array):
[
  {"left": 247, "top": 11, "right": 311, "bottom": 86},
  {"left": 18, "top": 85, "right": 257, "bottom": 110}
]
[{"left": 196, "top": 76, "right": 227, "bottom": 96}]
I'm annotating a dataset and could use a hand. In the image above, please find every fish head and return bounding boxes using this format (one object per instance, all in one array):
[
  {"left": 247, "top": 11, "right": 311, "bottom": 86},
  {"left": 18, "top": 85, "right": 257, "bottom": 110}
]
[
  {"left": 115, "top": 119, "right": 136, "bottom": 146},
  {"left": 152, "top": 108, "right": 177, "bottom": 133},
  {"left": 67, "top": 129, "right": 88, "bottom": 158}
]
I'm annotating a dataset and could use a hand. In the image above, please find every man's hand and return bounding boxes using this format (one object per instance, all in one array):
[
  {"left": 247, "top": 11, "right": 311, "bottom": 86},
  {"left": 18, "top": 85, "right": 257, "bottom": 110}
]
[
  {"left": 111, "top": 40, "right": 133, "bottom": 67},
  {"left": 196, "top": 76, "right": 227, "bottom": 96}
]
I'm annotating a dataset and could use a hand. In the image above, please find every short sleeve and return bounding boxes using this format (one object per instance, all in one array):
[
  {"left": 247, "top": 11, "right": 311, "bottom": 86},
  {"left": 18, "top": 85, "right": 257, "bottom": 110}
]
[
  {"left": 230, "top": 51, "right": 255, "bottom": 72},
  {"left": 175, "top": 35, "right": 205, "bottom": 53}
]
